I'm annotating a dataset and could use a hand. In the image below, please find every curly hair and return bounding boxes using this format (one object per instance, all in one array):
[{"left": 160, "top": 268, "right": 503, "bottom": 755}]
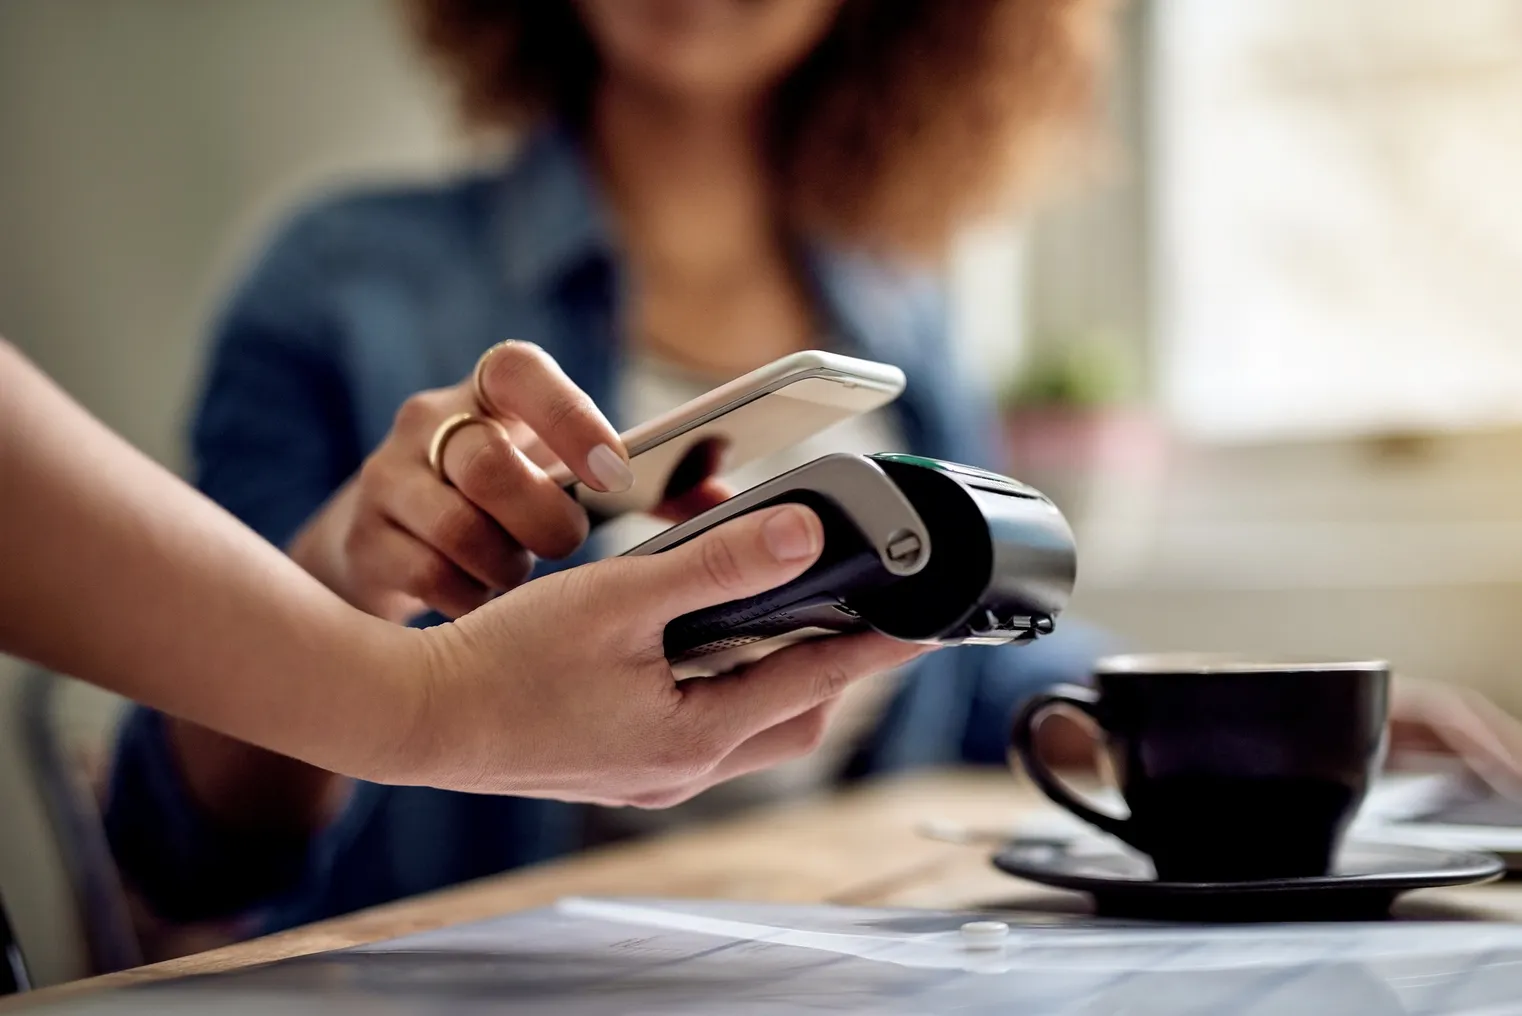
[{"left": 403, "top": 0, "right": 1114, "bottom": 258}]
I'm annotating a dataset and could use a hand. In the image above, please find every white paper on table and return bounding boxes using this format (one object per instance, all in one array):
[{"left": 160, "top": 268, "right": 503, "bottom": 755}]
[{"left": 38, "top": 896, "right": 1522, "bottom": 1015}]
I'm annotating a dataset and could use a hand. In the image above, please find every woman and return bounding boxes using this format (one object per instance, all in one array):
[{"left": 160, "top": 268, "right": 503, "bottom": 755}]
[
  {"left": 0, "top": 337, "right": 923, "bottom": 798},
  {"left": 98, "top": 0, "right": 1098, "bottom": 950}
]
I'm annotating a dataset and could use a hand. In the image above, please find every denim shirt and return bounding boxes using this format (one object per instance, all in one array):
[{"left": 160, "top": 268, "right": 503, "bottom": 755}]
[{"left": 103, "top": 126, "right": 1115, "bottom": 934}]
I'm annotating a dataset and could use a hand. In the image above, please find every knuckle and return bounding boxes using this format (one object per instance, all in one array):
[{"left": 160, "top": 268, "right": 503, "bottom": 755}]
[
  {"left": 485, "top": 340, "right": 548, "bottom": 390},
  {"left": 355, "top": 453, "right": 391, "bottom": 494},
  {"left": 340, "top": 514, "right": 370, "bottom": 553},
  {"left": 405, "top": 554, "right": 454, "bottom": 598},
  {"left": 540, "top": 390, "right": 593, "bottom": 434},
  {"left": 454, "top": 442, "right": 584, "bottom": 559},
  {"left": 455, "top": 435, "right": 515, "bottom": 502},
  {"left": 339, "top": 522, "right": 371, "bottom": 569},
  {"left": 628, "top": 787, "right": 690, "bottom": 810},
  {"left": 394, "top": 391, "right": 442, "bottom": 432},
  {"left": 493, "top": 547, "right": 535, "bottom": 589},
  {"left": 430, "top": 500, "right": 485, "bottom": 556},
  {"left": 810, "top": 657, "right": 856, "bottom": 702},
  {"left": 697, "top": 536, "right": 746, "bottom": 595},
  {"left": 794, "top": 710, "right": 831, "bottom": 755}
]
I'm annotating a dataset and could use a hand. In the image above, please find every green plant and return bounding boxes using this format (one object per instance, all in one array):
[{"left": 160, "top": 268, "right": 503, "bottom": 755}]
[{"left": 999, "top": 330, "right": 1136, "bottom": 411}]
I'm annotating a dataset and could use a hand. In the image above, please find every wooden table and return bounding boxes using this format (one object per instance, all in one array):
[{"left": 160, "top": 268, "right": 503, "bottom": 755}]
[{"left": 11, "top": 768, "right": 1522, "bottom": 1009}]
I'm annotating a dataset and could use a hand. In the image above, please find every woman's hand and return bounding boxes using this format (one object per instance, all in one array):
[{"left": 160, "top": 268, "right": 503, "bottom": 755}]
[
  {"left": 390, "top": 503, "right": 933, "bottom": 806},
  {"left": 290, "top": 341, "right": 726, "bottom": 623},
  {"left": 1389, "top": 675, "right": 1522, "bottom": 796}
]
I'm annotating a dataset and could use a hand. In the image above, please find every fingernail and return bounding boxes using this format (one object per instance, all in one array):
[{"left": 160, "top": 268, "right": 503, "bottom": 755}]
[
  {"left": 762, "top": 506, "right": 820, "bottom": 562},
  {"left": 587, "top": 443, "right": 634, "bottom": 493}
]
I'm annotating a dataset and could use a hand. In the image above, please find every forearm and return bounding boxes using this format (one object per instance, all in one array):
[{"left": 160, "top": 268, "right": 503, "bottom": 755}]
[
  {"left": 0, "top": 340, "right": 428, "bottom": 781},
  {"left": 161, "top": 484, "right": 367, "bottom": 833}
]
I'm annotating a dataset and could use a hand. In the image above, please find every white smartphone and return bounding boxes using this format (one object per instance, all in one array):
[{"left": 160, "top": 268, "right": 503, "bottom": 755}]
[{"left": 550, "top": 350, "right": 906, "bottom": 518}]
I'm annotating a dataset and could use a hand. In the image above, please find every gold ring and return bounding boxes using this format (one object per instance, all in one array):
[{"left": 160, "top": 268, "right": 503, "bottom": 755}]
[
  {"left": 472, "top": 340, "right": 520, "bottom": 417},
  {"left": 428, "top": 412, "right": 492, "bottom": 483}
]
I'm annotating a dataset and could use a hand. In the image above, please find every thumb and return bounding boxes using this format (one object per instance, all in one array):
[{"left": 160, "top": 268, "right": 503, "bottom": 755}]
[{"left": 619, "top": 503, "right": 824, "bottom": 624}]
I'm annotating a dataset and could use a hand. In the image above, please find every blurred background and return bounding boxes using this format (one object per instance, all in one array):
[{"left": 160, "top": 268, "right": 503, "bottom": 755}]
[{"left": 2, "top": 0, "right": 1522, "bottom": 987}]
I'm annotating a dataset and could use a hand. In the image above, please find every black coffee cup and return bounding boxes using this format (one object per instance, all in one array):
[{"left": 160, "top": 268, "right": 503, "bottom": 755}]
[{"left": 1009, "top": 653, "right": 1391, "bottom": 882}]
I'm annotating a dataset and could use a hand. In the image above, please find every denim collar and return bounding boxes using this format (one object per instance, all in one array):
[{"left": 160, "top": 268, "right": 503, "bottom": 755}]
[
  {"left": 493, "top": 123, "right": 613, "bottom": 297},
  {"left": 487, "top": 123, "right": 929, "bottom": 368}
]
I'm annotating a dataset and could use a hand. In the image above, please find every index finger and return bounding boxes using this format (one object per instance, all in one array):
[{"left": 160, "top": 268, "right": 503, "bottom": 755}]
[{"left": 475, "top": 341, "right": 632, "bottom": 494}]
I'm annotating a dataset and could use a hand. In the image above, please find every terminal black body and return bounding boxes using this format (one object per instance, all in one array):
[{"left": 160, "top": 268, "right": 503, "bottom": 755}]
[{"left": 623, "top": 453, "right": 1077, "bottom": 678}]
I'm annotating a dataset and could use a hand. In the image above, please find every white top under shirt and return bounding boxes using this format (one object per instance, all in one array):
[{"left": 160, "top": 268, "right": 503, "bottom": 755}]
[{"left": 597, "top": 352, "right": 911, "bottom": 827}]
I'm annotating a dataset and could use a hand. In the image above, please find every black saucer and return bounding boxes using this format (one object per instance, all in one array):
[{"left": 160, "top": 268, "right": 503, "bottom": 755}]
[{"left": 991, "top": 837, "right": 1504, "bottom": 922}]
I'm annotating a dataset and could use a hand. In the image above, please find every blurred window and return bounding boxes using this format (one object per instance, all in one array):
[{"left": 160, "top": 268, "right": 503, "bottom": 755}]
[{"left": 1153, "top": 0, "right": 1522, "bottom": 440}]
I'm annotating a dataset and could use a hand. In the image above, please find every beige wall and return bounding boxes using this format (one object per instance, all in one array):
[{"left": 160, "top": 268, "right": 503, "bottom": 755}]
[
  {"left": 1072, "top": 427, "right": 1522, "bottom": 712},
  {"left": 0, "top": 0, "right": 461, "bottom": 467}
]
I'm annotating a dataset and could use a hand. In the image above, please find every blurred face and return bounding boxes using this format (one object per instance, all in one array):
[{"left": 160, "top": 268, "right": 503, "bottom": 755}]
[{"left": 575, "top": 0, "right": 845, "bottom": 103}]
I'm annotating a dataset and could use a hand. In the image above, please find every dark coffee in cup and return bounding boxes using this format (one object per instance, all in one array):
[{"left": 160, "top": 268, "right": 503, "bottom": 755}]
[{"left": 1010, "top": 653, "right": 1390, "bottom": 882}]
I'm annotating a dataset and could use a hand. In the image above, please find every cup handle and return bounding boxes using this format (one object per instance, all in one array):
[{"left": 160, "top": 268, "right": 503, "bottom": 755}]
[{"left": 1009, "top": 684, "right": 1132, "bottom": 842}]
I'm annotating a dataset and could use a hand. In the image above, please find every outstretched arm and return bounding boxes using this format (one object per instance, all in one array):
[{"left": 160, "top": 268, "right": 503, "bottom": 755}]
[
  {"left": 0, "top": 338, "right": 927, "bottom": 799},
  {"left": 0, "top": 339, "right": 424, "bottom": 778}
]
